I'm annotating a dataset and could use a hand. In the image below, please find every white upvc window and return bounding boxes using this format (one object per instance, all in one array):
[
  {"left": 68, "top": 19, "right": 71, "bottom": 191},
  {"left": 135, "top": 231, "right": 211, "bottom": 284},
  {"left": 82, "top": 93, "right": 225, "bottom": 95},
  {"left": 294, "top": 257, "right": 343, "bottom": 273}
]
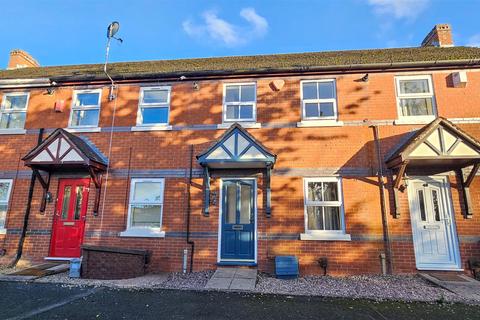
[
  {"left": 0, "top": 92, "right": 29, "bottom": 129},
  {"left": 301, "top": 177, "right": 350, "bottom": 241},
  {"left": 395, "top": 75, "right": 436, "bottom": 120},
  {"left": 121, "top": 178, "right": 165, "bottom": 238},
  {"left": 69, "top": 89, "right": 102, "bottom": 128},
  {"left": 0, "top": 179, "right": 13, "bottom": 233},
  {"left": 223, "top": 83, "right": 256, "bottom": 122},
  {"left": 301, "top": 80, "right": 337, "bottom": 120},
  {"left": 136, "top": 87, "right": 171, "bottom": 126}
]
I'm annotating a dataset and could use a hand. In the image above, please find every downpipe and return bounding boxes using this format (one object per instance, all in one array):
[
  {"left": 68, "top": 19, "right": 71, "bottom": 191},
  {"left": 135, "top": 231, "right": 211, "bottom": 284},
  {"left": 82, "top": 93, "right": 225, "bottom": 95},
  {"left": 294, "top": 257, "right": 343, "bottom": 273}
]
[{"left": 185, "top": 145, "right": 195, "bottom": 272}]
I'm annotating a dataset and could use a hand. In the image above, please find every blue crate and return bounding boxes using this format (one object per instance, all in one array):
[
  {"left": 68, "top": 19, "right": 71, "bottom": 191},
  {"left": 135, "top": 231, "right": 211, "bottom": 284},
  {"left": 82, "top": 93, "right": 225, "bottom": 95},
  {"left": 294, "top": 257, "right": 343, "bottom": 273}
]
[{"left": 275, "top": 256, "right": 299, "bottom": 279}]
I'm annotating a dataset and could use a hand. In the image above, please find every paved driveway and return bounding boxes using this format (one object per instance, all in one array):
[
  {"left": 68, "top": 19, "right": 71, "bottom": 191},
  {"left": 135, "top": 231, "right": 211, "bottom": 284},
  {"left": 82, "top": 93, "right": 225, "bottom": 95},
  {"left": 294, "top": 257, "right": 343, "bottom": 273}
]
[{"left": 0, "top": 282, "right": 479, "bottom": 320}]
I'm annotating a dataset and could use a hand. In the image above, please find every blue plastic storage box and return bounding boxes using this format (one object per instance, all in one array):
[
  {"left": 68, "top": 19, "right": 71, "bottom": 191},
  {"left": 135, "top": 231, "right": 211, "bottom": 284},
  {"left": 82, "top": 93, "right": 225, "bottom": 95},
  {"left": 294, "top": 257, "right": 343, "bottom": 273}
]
[{"left": 275, "top": 256, "right": 299, "bottom": 279}]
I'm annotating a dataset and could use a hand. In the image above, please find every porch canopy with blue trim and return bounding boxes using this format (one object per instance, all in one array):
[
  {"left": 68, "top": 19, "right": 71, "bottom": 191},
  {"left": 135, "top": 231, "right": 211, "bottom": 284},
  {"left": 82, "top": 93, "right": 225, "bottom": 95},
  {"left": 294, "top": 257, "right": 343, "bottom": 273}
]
[
  {"left": 386, "top": 117, "right": 480, "bottom": 218},
  {"left": 197, "top": 123, "right": 276, "bottom": 216}
]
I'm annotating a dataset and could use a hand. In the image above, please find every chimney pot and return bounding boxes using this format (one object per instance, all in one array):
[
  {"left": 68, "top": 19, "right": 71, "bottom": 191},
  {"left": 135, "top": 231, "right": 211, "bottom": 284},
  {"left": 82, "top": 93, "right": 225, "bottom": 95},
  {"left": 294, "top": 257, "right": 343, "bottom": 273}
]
[
  {"left": 7, "top": 49, "right": 40, "bottom": 69},
  {"left": 421, "top": 24, "right": 453, "bottom": 48}
]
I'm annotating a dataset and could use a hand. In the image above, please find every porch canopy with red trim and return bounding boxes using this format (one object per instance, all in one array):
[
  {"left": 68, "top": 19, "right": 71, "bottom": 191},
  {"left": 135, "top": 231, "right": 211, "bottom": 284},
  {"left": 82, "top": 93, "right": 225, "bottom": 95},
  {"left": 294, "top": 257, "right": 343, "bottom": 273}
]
[
  {"left": 196, "top": 123, "right": 276, "bottom": 217},
  {"left": 386, "top": 117, "right": 480, "bottom": 218},
  {"left": 22, "top": 128, "right": 108, "bottom": 214}
]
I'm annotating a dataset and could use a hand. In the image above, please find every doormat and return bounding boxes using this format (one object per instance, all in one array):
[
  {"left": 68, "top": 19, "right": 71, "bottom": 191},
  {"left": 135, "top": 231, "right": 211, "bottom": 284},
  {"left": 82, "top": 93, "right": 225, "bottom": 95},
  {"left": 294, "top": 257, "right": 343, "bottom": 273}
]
[
  {"left": 429, "top": 273, "right": 469, "bottom": 282},
  {"left": 3, "top": 263, "right": 68, "bottom": 279}
]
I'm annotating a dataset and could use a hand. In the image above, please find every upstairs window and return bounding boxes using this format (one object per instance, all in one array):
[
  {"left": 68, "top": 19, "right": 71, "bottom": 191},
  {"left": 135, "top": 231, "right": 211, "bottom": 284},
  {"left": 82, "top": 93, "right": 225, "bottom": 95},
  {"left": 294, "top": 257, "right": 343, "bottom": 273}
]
[
  {"left": 301, "top": 80, "right": 337, "bottom": 120},
  {"left": 223, "top": 83, "right": 256, "bottom": 122},
  {"left": 0, "top": 179, "right": 13, "bottom": 230},
  {"left": 0, "top": 92, "right": 29, "bottom": 129},
  {"left": 69, "top": 89, "right": 101, "bottom": 128},
  {"left": 137, "top": 87, "right": 171, "bottom": 126},
  {"left": 304, "top": 177, "right": 345, "bottom": 233},
  {"left": 395, "top": 75, "right": 436, "bottom": 118}
]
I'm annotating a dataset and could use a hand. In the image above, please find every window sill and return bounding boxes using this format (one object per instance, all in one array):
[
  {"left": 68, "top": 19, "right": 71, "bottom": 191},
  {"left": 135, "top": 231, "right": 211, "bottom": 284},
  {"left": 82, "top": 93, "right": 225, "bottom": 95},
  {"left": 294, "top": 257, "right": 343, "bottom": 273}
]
[
  {"left": 119, "top": 229, "right": 165, "bottom": 238},
  {"left": 394, "top": 117, "right": 436, "bottom": 125},
  {"left": 131, "top": 125, "right": 172, "bottom": 132},
  {"left": 217, "top": 122, "right": 261, "bottom": 129},
  {"left": 0, "top": 228, "right": 6, "bottom": 235},
  {"left": 0, "top": 129, "right": 26, "bottom": 135},
  {"left": 300, "top": 233, "right": 351, "bottom": 241},
  {"left": 297, "top": 120, "right": 344, "bottom": 128},
  {"left": 66, "top": 127, "right": 102, "bottom": 133}
]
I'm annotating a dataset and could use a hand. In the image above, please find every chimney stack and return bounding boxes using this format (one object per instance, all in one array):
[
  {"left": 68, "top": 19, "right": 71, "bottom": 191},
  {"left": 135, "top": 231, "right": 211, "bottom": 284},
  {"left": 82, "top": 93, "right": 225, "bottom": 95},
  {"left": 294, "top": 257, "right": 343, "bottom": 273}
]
[
  {"left": 421, "top": 24, "right": 453, "bottom": 47},
  {"left": 7, "top": 49, "right": 40, "bottom": 69}
]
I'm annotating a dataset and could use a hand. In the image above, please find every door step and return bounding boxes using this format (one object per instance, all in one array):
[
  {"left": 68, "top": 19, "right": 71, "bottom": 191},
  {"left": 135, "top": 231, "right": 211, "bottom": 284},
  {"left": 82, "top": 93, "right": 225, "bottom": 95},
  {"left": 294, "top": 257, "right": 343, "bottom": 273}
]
[
  {"left": 420, "top": 273, "right": 480, "bottom": 301},
  {"left": 205, "top": 267, "right": 257, "bottom": 291}
]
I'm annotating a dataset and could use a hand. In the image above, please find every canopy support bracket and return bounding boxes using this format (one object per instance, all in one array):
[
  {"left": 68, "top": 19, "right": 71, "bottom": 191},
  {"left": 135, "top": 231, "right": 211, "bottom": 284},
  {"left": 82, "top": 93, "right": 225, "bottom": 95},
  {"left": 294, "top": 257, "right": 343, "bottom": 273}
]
[
  {"left": 88, "top": 167, "right": 103, "bottom": 216},
  {"left": 391, "top": 161, "right": 408, "bottom": 218},
  {"left": 33, "top": 169, "right": 51, "bottom": 213},
  {"left": 203, "top": 166, "right": 210, "bottom": 217},
  {"left": 457, "top": 163, "right": 479, "bottom": 219}
]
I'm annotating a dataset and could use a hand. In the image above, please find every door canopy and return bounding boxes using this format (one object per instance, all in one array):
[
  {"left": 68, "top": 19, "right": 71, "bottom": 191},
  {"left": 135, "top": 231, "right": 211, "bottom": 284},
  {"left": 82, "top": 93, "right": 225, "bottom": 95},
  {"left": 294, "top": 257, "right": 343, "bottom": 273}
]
[
  {"left": 22, "top": 128, "right": 108, "bottom": 214},
  {"left": 197, "top": 123, "right": 276, "bottom": 169},
  {"left": 386, "top": 117, "right": 480, "bottom": 218}
]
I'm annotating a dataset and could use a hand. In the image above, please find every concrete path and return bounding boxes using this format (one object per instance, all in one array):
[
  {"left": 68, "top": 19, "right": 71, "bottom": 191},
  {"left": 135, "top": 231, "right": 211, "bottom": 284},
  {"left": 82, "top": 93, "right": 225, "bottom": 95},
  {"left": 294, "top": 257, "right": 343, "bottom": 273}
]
[
  {"left": 1, "top": 282, "right": 479, "bottom": 320},
  {"left": 420, "top": 273, "right": 480, "bottom": 301},
  {"left": 205, "top": 268, "right": 257, "bottom": 291}
]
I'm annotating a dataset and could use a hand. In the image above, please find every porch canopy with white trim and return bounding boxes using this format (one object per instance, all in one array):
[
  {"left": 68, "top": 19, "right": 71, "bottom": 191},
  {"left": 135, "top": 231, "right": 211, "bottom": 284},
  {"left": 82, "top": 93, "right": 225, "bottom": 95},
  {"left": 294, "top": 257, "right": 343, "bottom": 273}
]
[
  {"left": 22, "top": 128, "right": 108, "bottom": 214},
  {"left": 197, "top": 123, "right": 276, "bottom": 216},
  {"left": 386, "top": 117, "right": 480, "bottom": 218}
]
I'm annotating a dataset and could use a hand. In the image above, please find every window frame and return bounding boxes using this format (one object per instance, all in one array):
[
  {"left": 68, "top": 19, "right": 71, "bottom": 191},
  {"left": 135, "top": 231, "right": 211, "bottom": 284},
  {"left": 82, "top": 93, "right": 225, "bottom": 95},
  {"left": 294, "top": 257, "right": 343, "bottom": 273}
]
[
  {"left": 222, "top": 82, "right": 257, "bottom": 123},
  {"left": 122, "top": 178, "right": 165, "bottom": 237},
  {"left": 136, "top": 86, "right": 171, "bottom": 126},
  {"left": 0, "top": 179, "right": 13, "bottom": 232},
  {"left": 395, "top": 75, "right": 437, "bottom": 120},
  {"left": 0, "top": 92, "right": 30, "bottom": 130},
  {"left": 302, "top": 177, "right": 347, "bottom": 237},
  {"left": 300, "top": 79, "right": 338, "bottom": 121},
  {"left": 68, "top": 89, "right": 102, "bottom": 128}
]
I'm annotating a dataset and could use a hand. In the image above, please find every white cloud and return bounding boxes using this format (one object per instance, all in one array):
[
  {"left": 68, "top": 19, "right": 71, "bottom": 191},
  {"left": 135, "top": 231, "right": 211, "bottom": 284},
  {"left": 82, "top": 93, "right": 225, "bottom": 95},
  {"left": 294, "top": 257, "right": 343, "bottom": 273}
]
[
  {"left": 466, "top": 34, "right": 480, "bottom": 47},
  {"left": 367, "top": 0, "right": 430, "bottom": 20},
  {"left": 182, "top": 8, "right": 268, "bottom": 46}
]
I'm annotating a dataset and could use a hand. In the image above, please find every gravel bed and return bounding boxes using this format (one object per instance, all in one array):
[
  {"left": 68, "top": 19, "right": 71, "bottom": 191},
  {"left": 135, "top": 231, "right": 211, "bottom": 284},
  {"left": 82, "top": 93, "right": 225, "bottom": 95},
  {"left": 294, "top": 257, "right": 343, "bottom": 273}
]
[
  {"left": 160, "top": 271, "right": 214, "bottom": 290},
  {"left": 254, "top": 273, "right": 477, "bottom": 304}
]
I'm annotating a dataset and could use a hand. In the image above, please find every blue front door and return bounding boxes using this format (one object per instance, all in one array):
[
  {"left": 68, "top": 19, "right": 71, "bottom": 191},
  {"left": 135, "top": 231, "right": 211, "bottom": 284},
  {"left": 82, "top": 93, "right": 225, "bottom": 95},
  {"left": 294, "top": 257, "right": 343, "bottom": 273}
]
[{"left": 220, "top": 179, "right": 255, "bottom": 261}]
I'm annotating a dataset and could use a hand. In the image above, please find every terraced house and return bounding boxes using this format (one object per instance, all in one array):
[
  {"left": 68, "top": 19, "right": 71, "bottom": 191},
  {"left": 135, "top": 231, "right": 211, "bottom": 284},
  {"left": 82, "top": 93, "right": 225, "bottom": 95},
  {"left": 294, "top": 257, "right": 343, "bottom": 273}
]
[{"left": 0, "top": 24, "right": 479, "bottom": 277}]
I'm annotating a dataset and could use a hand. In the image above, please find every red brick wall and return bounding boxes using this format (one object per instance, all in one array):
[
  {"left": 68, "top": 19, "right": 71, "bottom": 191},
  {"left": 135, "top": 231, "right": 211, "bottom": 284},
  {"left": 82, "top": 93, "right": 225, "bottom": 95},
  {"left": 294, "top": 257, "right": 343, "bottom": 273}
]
[{"left": 0, "top": 69, "right": 479, "bottom": 276}]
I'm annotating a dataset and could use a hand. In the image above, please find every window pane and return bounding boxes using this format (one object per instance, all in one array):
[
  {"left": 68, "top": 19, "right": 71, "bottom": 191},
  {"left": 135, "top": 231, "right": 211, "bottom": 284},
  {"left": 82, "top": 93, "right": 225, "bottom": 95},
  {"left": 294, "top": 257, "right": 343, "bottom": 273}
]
[
  {"left": 226, "top": 105, "right": 239, "bottom": 120},
  {"left": 225, "top": 86, "right": 240, "bottom": 103},
  {"left": 74, "top": 186, "right": 83, "bottom": 220},
  {"left": 142, "top": 89, "right": 168, "bottom": 104},
  {"left": 239, "top": 105, "right": 253, "bottom": 119},
  {"left": 71, "top": 109, "right": 99, "bottom": 126},
  {"left": 75, "top": 92, "right": 100, "bottom": 106},
  {"left": 304, "top": 103, "right": 319, "bottom": 118},
  {"left": 400, "top": 98, "right": 433, "bottom": 116},
  {"left": 61, "top": 186, "right": 71, "bottom": 220},
  {"left": 239, "top": 184, "right": 251, "bottom": 224},
  {"left": 141, "top": 107, "right": 168, "bottom": 124},
  {"left": 418, "top": 189, "right": 426, "bottom": 221},
  {"left": 240, "top": 85, "right": 255, "bottom": 102},
  {"left": 0, "top": 112, "right": 26, "bottom": 129},
  {"left": 302, "top": 82, "right": 317, "bottom": 100},
  {"left": 319, "top": 102, "right": 335, "bottom": 117},
  {"left": 432, "top": 190, "right": 440, "bottom": 222},
  {"left": 0, "top": 182, "right": 10, "bottom": 201},
  {"left": 226, "top": 183, "right": 236, "bottom": 224},
  {"left": 399, "top": 79, "right": 430, "bottom": 94},
  {"left": 4, "top": 95, "right": 27, "bottom": 110},
  {"left": 318, "top": 82, "right": 334, "bottom": 99},
  {"left": 323, "top": 206, "right": 340, "bottom": 230},
  {"left": 0, "top": 204, "right": 6, "bottom": 229},
  {"left": 307, "top": 182, "right": 323, "bottom": 201},
  {"left": 133, "top": 182, "right": 163, "bottom": 202},
  {"left": 322, "top": 182, "right": 338, "bottom": 201},
  {"left": 131, "top": 204, "right": 161, "bottom": 228},
  {"left": 307, "top": 206, "right": 323, "bottom": 230}
]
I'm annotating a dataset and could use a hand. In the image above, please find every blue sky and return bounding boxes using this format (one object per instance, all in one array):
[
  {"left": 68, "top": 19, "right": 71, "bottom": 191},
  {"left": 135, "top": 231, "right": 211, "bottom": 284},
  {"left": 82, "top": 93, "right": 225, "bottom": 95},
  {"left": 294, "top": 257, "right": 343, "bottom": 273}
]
[{"left": 1, "top": 0, "right": 479, "bottom": 67}]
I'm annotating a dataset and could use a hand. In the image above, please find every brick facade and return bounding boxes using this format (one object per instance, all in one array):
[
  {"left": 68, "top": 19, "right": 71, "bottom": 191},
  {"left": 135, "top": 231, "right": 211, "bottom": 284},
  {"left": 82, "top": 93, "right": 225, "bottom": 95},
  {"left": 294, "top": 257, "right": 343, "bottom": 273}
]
[{"left": 0, "top": 64, "right": 479, "bottom": 276}]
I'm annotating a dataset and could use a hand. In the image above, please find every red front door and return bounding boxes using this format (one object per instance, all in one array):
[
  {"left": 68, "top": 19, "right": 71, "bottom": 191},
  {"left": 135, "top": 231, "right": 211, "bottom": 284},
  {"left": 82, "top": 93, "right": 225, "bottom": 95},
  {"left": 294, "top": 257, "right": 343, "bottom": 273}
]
[{"left": 49, "top": 178, "right": 90, "bottom": 258}]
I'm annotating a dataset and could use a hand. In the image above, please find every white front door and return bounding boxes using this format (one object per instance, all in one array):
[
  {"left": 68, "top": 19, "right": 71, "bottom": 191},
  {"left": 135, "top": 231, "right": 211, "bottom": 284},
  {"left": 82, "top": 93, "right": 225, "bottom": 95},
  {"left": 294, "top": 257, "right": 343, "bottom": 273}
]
[{"left": 408, "top": 177, "right": 461, "bottom": 270}]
